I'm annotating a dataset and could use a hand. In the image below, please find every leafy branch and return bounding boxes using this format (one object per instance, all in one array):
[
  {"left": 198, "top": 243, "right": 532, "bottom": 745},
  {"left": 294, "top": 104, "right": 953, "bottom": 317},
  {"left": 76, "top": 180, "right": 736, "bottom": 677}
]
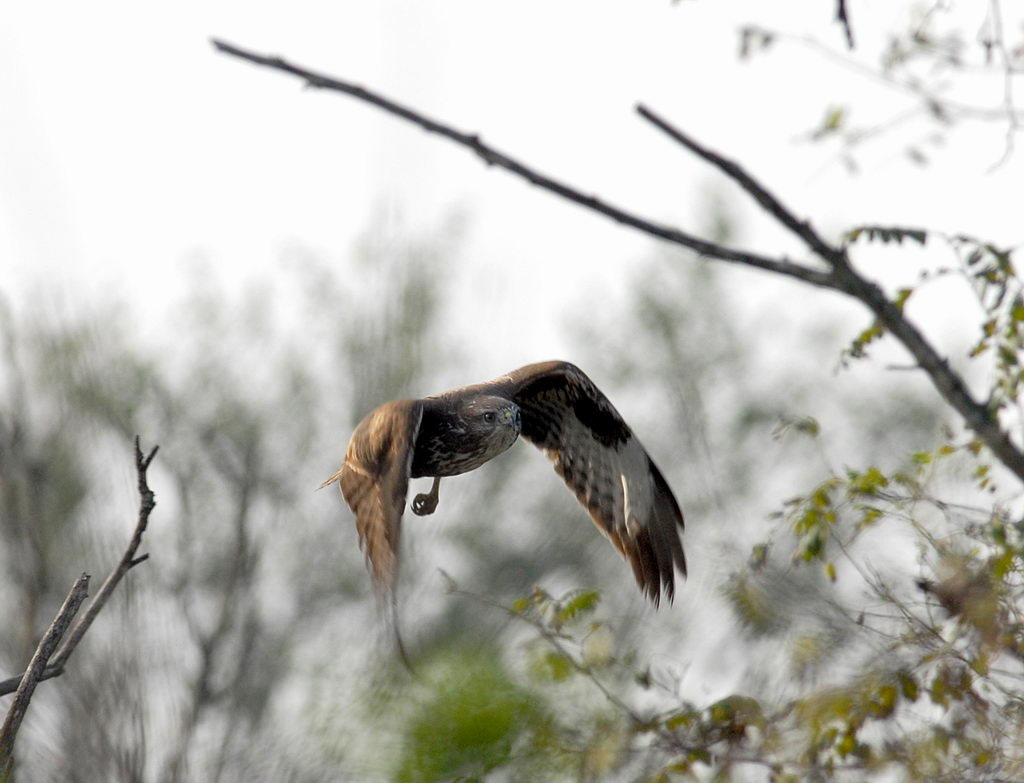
[{"left": 211, "top": 39, "right": 1024, "bottom": 485}]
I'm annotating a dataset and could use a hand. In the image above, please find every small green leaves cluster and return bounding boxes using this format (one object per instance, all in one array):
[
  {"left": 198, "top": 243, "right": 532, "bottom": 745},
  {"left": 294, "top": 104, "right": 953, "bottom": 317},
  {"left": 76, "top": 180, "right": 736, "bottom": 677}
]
[
  {"left": 510, "top": 587, "right": 615, "bottom": 686},
  {"left": 953, "top": 236, "right": 1024, "bottom": 411},
  {"left": 422, "top": 555, "right": 1024, "bottom": 783},
  {"left": 781, "top": 444, "right": 966, "bottom": 576},
  {"left": 956, "top": 234, "right": 1017, "bottom": 312},
  {"left": 838, "top": 288, "right": 912, "bottom": 366},
  {"left": 843, "top": 225, "right": 928, "bottom": 247},
  {"left": 839, "top": 226, "right": 1023, "bottom": 409},
  {"left": 512, "top": 586, "right": 602, "bottom": 632},
  {"left": 796, "top": 670, "right": 917, "bottom": 764},
  {"left": 787, "top": 475, "right": 843, "bottom": 567}
]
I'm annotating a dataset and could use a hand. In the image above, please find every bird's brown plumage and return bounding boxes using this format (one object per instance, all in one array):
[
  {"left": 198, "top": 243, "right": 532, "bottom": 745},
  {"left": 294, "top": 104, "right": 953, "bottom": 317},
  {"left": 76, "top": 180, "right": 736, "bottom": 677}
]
[
  {"left": 320, "top": 399, "right": 424, "bottom": 590},
  {"left": 322, "top": 361, "right": 687, "bottom": 604}
]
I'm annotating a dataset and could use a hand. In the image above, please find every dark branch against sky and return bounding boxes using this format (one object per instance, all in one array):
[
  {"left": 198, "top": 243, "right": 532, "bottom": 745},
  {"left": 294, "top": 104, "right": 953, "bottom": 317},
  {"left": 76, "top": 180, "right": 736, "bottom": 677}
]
[{"left": 211, "top": 38, "right": 1024, "bottom": 484}]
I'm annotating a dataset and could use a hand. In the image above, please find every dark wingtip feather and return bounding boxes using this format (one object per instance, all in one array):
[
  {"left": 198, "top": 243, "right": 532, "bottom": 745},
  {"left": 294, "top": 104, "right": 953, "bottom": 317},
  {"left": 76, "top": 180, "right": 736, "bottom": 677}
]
[
  {"left": 632, "top": 527, "right": 671, "bottom": 608},
  {"left": 650, "top": 458, "right": 688, "bottom": 582},
  {"left": 618, "top": 462, "right": 687, "bottom": 608}
]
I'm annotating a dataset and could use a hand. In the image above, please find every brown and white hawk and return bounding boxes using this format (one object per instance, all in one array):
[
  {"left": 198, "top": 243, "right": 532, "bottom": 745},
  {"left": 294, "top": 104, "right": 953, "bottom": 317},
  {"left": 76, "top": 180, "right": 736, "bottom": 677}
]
[{"left": 321, "top": 360, "right": 687, "bottom": 605}]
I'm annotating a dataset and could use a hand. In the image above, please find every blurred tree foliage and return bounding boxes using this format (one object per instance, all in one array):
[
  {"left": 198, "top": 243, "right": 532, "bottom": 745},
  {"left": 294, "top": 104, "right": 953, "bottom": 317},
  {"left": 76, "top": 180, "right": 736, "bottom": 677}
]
[
  {"left": 0, "top": 213, "right": 474, "bottom": 781},
  {"left": 3, "top": 4, "right": 1023, "bottom": 783}
]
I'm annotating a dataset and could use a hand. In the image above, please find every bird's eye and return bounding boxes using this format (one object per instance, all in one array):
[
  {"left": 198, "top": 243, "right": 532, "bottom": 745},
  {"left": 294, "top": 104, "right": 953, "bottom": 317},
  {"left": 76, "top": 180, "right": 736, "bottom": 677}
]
[{"left": 482, "top": 411, "right": 496, "bottom": 423}]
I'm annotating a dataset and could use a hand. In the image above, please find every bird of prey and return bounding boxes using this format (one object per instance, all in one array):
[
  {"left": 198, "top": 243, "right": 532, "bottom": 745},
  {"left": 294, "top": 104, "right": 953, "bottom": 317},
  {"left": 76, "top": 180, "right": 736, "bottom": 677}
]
[{"left": 321, "top": 360, "right": 687, "bottom": 605}]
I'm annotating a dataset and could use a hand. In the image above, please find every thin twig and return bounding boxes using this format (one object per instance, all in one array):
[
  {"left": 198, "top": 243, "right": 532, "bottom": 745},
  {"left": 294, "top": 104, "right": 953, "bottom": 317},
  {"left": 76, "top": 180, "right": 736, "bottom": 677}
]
[
  {"left": 768, "top": 27, "right": 1024, "bottom": 124},
  {"left": 0, "top": 437, "right": 159, "bottom": 697},
  {"left": 984, "top": 0, "right": 1021, "bottom": 170},
  {"left": 0, "top": 573, "right": 90, "bottom": 769},
  {"left": 835, "top": 0, "right": 855, "bottom": 49},
  {"left": 210, "top": 38, "right": 836, "bottom": 290}
]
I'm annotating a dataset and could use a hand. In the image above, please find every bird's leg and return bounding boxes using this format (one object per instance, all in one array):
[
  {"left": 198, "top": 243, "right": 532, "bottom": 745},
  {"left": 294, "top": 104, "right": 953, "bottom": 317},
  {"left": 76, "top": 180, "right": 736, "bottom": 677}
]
[{"left": 412, "top": 476, "right": 441, "bottom": 516}]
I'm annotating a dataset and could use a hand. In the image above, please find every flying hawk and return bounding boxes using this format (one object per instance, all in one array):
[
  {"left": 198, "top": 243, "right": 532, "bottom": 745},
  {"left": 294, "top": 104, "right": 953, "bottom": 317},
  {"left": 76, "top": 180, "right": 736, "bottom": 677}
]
[{"left": 321, "top": 360, "right": 687, "bottom": 605}]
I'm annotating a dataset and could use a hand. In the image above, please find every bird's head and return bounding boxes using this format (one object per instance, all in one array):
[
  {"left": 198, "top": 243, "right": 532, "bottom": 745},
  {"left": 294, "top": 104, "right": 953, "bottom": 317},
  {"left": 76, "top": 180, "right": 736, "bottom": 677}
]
[{"left": 461, "top": 395, "right": 521, "bottom": 454}]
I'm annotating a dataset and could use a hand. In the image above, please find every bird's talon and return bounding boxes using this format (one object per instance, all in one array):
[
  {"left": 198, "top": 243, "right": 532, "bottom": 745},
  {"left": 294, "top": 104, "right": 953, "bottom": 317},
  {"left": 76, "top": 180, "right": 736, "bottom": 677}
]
[{"left": 412, "top": 493, "right": 437, "bottom": 516}]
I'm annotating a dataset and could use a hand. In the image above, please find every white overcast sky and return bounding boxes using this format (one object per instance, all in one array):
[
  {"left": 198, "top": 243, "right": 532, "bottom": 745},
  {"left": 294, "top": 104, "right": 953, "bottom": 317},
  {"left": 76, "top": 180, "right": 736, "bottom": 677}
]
[{"left": 0, "top": 1, "right": 1020, "bottom": 367}]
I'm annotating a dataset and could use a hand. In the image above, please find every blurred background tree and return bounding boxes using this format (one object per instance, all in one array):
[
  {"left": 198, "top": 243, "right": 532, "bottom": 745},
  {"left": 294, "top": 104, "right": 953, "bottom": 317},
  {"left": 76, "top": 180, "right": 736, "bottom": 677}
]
[{"left": 3, "top": 2, "right": 1023, "bottom": 782}]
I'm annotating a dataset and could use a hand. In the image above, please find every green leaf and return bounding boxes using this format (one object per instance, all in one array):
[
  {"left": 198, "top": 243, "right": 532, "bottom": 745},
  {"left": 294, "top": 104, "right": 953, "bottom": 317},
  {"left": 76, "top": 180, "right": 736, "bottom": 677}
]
[
  {"left": 687, "top": 748, "right": 712, "bottom": 765},
  {"left": 930, "top": 674, "right": 949, "bottom": 707},
  {"left": 557, "top": 589, "right": 601, "bottom": 624},
  {"left": 844, "top": 225, "right": 928, "bottom": 247},
  {"left": 857, "top": 505, "right": 883, "bottom": 528},
  {"left": 750, "top": 542, "right": 769, "bottom": 568},
  {"left": 971, "top": 652, "right": 990, "bottom": 676},
  {"left": 874, "top": 683, "right": 897, "bottom": 717},
  {"left": 812, "top": 486, "right": 832, "bottom": 508},
  {"left": 708, "top": 695, "right": 764, "bottom": 730},
  {"left": 799, "top": 531, "right": 824, "bottom": 561},
  {"left": 664, "top": 707, "right": 699, "bottom": 731},
  {"left": 991, "top": 547, "right": 1013, "bottom": 580},
  {"left": 848, "top": 466, "right": 889, "bottom": 495},
  {"left": 898, "top": 672, "right": 918, "bottom": 702},
  {"left": 530, "top": 650, "right": 575, "bottom": 683},
  {"left": 836, "top": 730, "right": 857, "bottom": 758},
  {"left": 824, "top": 105, "right": 845, "bottom": 131}
]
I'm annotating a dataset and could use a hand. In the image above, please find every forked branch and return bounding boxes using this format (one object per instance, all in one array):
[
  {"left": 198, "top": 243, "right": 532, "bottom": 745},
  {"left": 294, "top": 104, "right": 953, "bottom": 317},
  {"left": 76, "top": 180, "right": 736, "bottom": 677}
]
[
  {"left": 634, "top": 105, "right": 1024, "bottom": 482},
  {"left": 0, "top": 574, "right": 89, "bottom": 769},
  {"left": 211, "top": 40, "right": 1024, "bottom": 483},
  {"left": 0, "top": 437, "right": 159, "bottom": 699}
]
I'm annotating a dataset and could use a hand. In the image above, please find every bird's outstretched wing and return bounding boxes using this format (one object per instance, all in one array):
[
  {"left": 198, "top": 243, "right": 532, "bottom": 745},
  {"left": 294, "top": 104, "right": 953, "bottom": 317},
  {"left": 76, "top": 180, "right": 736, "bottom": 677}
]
[
  {"left": 320, "top": 399, "right": 424, "bottom": 595},
  {"left": 491, "top": 361, "right": 687, "bottom": 605}
]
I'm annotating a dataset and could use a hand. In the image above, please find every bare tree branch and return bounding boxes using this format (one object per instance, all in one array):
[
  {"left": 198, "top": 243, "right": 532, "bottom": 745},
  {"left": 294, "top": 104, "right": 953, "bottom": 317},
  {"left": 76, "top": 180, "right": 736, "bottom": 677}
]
[
  {"left": 636, "top": 104, "right": 841, "bottom": 265},
  {"left": 210, "top": 39, "right": 1024, "bottom": 485},
  {"left": 210, "top": 38, "right": 836, "bottom": 290},
  {"left": 0, "top": 437, "right": 159, "bottom": 697},
  {"left": 0, "top": 573, "right": 90, "bottom": 770}
]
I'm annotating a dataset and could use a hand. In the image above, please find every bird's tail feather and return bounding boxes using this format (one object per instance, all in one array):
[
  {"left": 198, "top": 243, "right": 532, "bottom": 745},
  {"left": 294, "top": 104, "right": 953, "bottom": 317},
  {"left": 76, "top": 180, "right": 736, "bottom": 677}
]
[
  {"left": 381, "top": 589, "right": 416, "bottom": 675},
  {"left": 318, "top": 466, "right": 344, "bottom": 490}
]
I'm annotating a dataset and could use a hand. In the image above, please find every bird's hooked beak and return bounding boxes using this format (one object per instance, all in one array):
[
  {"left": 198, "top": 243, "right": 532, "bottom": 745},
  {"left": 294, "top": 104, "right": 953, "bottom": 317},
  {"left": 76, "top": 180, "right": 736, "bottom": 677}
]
[{"left": 502, "top": 405, "right": 522, "bottom": 430}]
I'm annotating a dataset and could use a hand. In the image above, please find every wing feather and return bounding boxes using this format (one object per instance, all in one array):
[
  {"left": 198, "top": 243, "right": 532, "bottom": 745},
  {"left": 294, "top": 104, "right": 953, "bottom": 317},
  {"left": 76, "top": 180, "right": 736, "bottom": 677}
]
[
  {"left": 320, "top": 399, "right": 423, "bottom": 595},
  {"left": 497, "top": 361, "right": 687, "bottom": 605}
]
